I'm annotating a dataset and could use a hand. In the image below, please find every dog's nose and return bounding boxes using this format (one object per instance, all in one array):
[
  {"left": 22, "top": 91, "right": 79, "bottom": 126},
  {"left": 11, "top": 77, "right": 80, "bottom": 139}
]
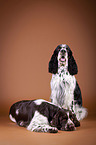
[
  {"left": 62, "top": 56, "right": 64, "bottom": 58},
  {"left": 61, "top": 50, "right": 66, "bottom": 54},
  {"left": 74, "top": 120, "right": 80, "bottom": 127},
  {"left": 68, "top": 124, "right": 75, "bottom": 131}
]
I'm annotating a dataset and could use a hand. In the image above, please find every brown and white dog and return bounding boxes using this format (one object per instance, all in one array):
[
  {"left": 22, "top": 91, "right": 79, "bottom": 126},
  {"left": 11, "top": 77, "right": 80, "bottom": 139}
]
[{"left": 9, "top": 99, "right": 80, "bottom": 133}]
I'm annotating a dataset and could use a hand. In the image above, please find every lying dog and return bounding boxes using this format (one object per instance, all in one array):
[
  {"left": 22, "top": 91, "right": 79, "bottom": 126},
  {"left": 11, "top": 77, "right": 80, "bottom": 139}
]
[{"left": 9, "top": 99, "right": 80, "bottom": 133}]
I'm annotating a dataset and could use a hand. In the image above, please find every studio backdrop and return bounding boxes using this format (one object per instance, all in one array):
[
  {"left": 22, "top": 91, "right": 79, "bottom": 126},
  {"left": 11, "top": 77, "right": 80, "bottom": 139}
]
[{"left": 0, "top": 0, "right": 96, "bottom": 116}]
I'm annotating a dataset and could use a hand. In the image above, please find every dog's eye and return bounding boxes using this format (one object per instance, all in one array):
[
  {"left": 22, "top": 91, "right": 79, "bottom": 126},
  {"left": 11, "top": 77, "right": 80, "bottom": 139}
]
[
  {"left": 71, "top": 118, "right": 74, "bottom": 121},
  {"left": 70, "top": 116, "right": 74, "bottom": 121},
  {"left": 63, "top": 118, "right": 67, "bottom": 122},
  {"left": 58, "top": 48, "right": 61, "bottom": 52},
  {"left": 70, "top": 115, "right": 74, "bottom": 121},
  {"left": 57, "top": 47, "right": 61, "bottom": 51},
  {"left": 60, "top": 117, "right": 67, "bottom": 122}
]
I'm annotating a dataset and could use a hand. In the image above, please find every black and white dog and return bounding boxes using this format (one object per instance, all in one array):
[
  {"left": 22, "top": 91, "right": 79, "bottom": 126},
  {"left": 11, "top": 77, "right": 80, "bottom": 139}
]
[
  {"left": 9, "top": 99, "right": 80, "bottom": 133},
  {"left": 49, "top": 44, "right": 87, "bottom": 120}
]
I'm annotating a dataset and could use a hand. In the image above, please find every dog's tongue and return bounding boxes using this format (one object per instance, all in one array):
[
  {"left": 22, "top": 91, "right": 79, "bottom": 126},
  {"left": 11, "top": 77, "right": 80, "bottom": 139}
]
[{"left": 61, "top": 58, "right": 65, "bottom": 61}]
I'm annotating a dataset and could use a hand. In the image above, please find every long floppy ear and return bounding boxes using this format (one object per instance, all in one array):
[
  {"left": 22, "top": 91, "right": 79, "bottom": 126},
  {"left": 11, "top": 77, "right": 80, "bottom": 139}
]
[
  {"left": 50, "top": 111, "right": 60, "bottom": 127},
  {"left": 50, "top": 110, "right": 64, "bottom": 129},
  {"left": 67, "top": 48, "right": 78, "bottom": 75},
  {"left": 70, "top": 113, "right": 80, "bottom": 127},
  {"left": 48, "top": 49, "right": 58, "bottom": 74}
]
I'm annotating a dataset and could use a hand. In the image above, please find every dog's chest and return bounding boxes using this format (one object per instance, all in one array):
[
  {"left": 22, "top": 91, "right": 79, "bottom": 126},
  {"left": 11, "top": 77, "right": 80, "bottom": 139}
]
[
  {"left": 51, "top": 72, "right": 76, "bottom": 108},
  {"left": 60, "top": 73, "right": 76, "bottom": 90}
]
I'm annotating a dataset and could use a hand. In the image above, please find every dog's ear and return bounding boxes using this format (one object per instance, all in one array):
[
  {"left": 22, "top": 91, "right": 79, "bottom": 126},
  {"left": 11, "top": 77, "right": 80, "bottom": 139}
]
[
  {"left": 70, "top": 113, "right": 80, "bottom": 127},
  {"left": 50, "top": 110, "right": 61, "bottom": 128},
  {"left": 67, "top": 47, "right": 78, "bottom": 75},
  {"left": 50, "top": 110, "right": 65, "bottom": 129},
  {"left": 50, "top": 111, "right": 59, "bottom": 126},
  {"left": 48, "top": 49, "right": 58, "bottom": 74}
]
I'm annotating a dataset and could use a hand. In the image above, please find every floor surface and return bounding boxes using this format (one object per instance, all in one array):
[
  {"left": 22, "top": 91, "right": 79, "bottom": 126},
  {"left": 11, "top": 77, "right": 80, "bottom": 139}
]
[{"left": 0, "top": 116, "right": 96, "bottom": 145}]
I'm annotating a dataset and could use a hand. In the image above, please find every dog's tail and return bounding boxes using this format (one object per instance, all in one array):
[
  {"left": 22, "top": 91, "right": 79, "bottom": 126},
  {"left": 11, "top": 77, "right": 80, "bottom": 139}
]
[
  {"left": 74, "top": 105, "right": 88, "bottom": 121},
  {"left": 9, "top": 104, "right": 16, "bottom": 123}
]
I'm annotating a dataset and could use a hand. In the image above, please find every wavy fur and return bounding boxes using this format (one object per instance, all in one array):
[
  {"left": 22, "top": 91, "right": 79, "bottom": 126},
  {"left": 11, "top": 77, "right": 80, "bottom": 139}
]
[{"left": 49, "top": 44, "right": 87, "bottom": 120}]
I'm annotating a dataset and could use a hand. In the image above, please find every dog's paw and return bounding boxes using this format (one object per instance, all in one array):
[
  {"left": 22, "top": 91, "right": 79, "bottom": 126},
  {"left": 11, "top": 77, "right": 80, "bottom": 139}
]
[{"left": 48, "top": 127, "right": 58, "bottom": 133}]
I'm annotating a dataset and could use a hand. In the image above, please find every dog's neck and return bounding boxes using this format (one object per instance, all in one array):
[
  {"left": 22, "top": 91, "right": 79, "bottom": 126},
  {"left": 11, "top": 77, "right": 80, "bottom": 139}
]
[{"left": 58, "top": 66, "right": 68, "bottom": 74}]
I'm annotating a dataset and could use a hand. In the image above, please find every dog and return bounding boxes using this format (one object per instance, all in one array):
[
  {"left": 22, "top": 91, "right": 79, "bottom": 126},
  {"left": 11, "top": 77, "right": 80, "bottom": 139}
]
[
  {"left": 9, "top": 99, "right": 80, "bottom": 133},
  {"left": 48, "top": 44, "right": 87, "bottom": 120}
]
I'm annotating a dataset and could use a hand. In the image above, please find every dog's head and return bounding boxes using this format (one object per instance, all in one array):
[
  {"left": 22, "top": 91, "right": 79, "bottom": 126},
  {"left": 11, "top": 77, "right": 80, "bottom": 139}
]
[
  {"left": 50, "top": 109, "right": 80, "bottom": 131},
  {"left": 49, "top": 44, "right": 78, "bottom": 75}
]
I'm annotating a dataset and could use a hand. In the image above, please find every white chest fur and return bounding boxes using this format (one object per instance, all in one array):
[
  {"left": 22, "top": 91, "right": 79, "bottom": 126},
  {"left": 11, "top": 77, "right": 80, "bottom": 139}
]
[{"left": 50, "top": 71, "right": 76, "bottom": 109}]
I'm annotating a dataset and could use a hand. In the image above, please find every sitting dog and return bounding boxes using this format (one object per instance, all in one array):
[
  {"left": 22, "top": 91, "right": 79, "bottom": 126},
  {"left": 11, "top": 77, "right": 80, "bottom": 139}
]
[
  {"left": 9, "top": 99, "right": 80, "bottom": 133},
  {"left": 49, "top": 44, "right": 87, "bottom": 120}
]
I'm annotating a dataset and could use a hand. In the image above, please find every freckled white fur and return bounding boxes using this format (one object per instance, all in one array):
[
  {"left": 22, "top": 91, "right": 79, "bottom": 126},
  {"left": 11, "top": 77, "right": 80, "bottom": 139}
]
[
  {"left": 27, "top": 111, "right": 58, "bottom": 132},
  {"left": 50, "top": 72, "right": 76, "bottom": 109},
  {"left": 9, "top": 114, "right": 16, "bottom": 123},
  {"left": 50, "top": 45, "right": 87, "bottom": 120},
  {"left": 50, "top": 46, "right": 76, "bottom": 109},
  {"left": 50, "top": 67, "right": 87, "bottom": 121}
]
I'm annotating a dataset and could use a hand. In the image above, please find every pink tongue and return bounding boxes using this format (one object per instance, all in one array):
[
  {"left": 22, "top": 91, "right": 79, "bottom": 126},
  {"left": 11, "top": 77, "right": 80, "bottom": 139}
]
[{"left": 61, "top": 58, "right": 65, "bottom": 61}]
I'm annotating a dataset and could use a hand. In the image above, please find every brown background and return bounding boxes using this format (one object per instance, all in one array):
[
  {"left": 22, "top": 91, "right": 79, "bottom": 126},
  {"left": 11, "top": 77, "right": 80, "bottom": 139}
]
[
  {"left": 0, "top": 0, "right": 96, "bottom": 116},
  {"left": 0, "top": 1, "right": 96, "bottom": 145}
]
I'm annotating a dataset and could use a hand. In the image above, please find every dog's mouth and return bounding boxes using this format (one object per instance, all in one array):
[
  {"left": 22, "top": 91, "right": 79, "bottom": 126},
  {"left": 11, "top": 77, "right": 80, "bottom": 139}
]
[{"left": 60, "top": 56, "right": 66, "bottom": 62}]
